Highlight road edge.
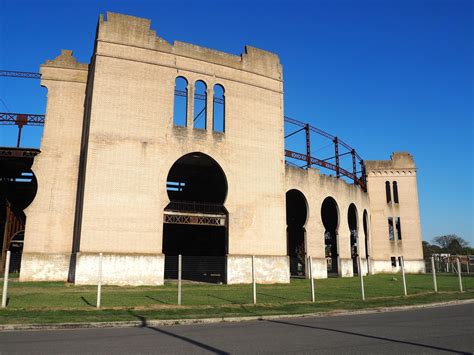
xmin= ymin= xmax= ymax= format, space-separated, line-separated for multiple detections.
xmin=1 ymin=298 xmax=473 ymax=331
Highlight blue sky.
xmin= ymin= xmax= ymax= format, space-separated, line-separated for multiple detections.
xmin=0 ymin=0 xmax=472 ymax=245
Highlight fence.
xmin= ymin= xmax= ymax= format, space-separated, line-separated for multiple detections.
xmin=425 ymin=255 xmax=472 ymax=275
xmin=1 ymin=253 xmax=471 ymax=309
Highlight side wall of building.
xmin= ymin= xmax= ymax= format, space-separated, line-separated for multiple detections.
xmin=365 ymin=152 xmax=425 ymax=274
xmin=284 ymin=166 xmax=371 ymax=278
xmin=20 ymin=51 xmax=88 ymax=281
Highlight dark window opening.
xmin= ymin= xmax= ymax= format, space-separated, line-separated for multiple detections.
xmin=348 ymin=203 xmax=358 ymax=275
xmin=391 ymin=257 xmax=397 ymax=267
xmin=194 ymin=80 xmax=207 ymax=130
xmin=322 ymin=197 xmax=339 ymax=275
xmin=393 ymin=181 xmax=399 ymax=204
xmin=388 ymin=217 xmax=394 ymax=241
xmin=213 ymin=84 xmax=225 ymax=132
xmin=385 ymin=181 xmax=391 ymax=203
xmin=173 ymin=76 xmax=188 ymax=127
xmin=286 ymin=189 xmax=307 ymax=277
xmin=396 ymin=217 xmax=402 ymax=240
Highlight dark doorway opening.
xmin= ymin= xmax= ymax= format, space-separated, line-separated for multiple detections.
xmin=363 ymin=209 xmax=369 ymax=274
xmin=286 ymin=189 xmax=307 ymax=277
xmin=348 ymin=203 xmax=358 ymax=275
xmin=163 ymin=152 xmax=228 ymax=283
xmin=321 ymin=197 xmax=339 ymax=275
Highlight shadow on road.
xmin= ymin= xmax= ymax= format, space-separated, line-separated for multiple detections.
xmin=267 ymin=319 xmax=471 ymax=354
xmin=128 ymin=311 xmax=229 ymax=354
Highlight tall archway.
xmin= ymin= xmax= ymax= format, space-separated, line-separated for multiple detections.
xmin=163 ymin=152 xmax=228 ymax=283
xmin=286 ymin=189 xmax=308 ymax=277
xmin=348 ymin=203 xmax=358 ymax=275
xmin=363 ymin=209 xmax=369 ymax=273
xmin=321 ymin=197 xmax=339 ymax=275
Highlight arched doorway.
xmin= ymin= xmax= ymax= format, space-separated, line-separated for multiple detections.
xmin=363 ymin=209 xmax=369 ymax=273
xmin=348 ymin=203 xmax=358 ymax=275
xmin=321 ymin=197 xmax=339 ymax=275
xmin=286 ymin=189 xmax=308 ymax=277
xmin=162 ymin=152 xmax=228 ymax=283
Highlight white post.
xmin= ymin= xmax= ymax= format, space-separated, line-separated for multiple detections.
xmin=358 ymin=255 xmax=365 ymax=301
xmin=178 ymin=254 xmax=182 ymax=305
xmin=2 ymin=251 xmax=11 ymax=308
xmin=252 ymin=256 xmax=256 ymax=304
xmin=97 ymin=252 xmax=103 ymax=309
xmin=467 ymin=259 xmax=470 ymax=275
xmin=456 ymin=258 xmax=463 ymax=292
xmin=308 ymin=256 xmax=315 ymax=302
xmin=400 ymin=256 xmax=407 ymax=296
xmin=431 ymin=256 xmax=437 ymax=293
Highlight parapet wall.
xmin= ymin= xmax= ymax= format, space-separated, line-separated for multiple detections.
xmin=97 ymin=12 xmax=282 ymax=80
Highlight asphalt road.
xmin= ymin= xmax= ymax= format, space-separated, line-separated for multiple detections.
xmin=0 ymin=304 xmax=473 ymax=354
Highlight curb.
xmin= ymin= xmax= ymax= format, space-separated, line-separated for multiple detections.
xmin=1 ymin=299 xmax=473 ymax=332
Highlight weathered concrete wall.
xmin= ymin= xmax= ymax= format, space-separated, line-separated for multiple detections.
xmin=372 ymin=259 xmax=425 ymax=274
xmin=74 ymin=253 xmax=164 ymax=285
xmin=20 ymin=50 xmax=88 ymax=282
xmin=20 ymin=253 xmax=71 ymax=281
xmin=227 ymin=255 xmax=289 ymax=284
xmin=284 ymin=166 xmax=371 ymax=278
xmin=366 ymin=152 xmax=425 ymax=274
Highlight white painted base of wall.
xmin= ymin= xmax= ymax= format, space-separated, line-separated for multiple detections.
xmin=340 ymin=258 xmax=354 ymax=277
xmin=309 ymin=258 xmax=328 ymax=279
xmin=74 ymin=253 xmax=165 ymax=286
xmin=19 ymin=253 xmax=71 ymax=282
xmin=227 ymin=255 xmax=290 ymax=284
xmin=372 ymin=259 xmax=426 ymax=274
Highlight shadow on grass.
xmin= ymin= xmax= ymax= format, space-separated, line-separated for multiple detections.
xmin=128 ymin=310 xmax=229 ymax=354
xmin=145 ymin=295 xmax=169 ymax=305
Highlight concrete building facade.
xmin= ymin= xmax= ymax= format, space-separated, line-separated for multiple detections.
xmin=19 ymin=13 xmax=425 ymax=285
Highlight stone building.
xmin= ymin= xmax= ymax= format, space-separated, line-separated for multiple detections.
xmin=17 ymin=12 xmax=424 ymax=285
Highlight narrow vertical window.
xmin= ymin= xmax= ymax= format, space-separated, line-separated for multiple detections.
xmin=388 ymin=217 xmax=394 ymax=240
xmin=396 ymin=217 xmax=402 ymax=240
xmin=393 ymin=181 xmax=399 ymax=204
xmin=385 ymin=181 xmax=391 ymax=203
xmin=213 ymin=84 xmax=225 ymax=132
xmin=173 ymin=77 xmax=188 ymax=127
xmin=194 ymin=80 xmax=207 ymax=130
xmin=391 ymin=257 xmax=397 ymax=267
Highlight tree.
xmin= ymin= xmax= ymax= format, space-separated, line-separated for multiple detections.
xmin=432 ymin=234 xmax=469 ymax=254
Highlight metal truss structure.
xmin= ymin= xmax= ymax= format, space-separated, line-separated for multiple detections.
xmin=164 ymin=213 xmax=226 ymax=226
xmin=0 ymin=70 xmax=40 ymax=79
xmin=284 ymin=116 xmax=366 ymax=190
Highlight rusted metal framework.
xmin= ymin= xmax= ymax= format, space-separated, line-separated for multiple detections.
xmin=0 ymin=112 xmax=45 ymax=147
xmin=0 ymin=70 xmax=40 ymax=79
xmin=284 ymin=116 xmax=366 ymax=190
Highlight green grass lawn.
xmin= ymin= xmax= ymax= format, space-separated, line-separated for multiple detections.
xmin=0 ymin=274 xmax=472 ymax=325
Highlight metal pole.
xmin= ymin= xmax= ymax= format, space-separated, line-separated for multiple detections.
xmin=351 ymin=149 xmax=357 ymax=184
xmin=431 ymin=256 xmax=437 ymax=293
xmin=457 ymin=258 xmax=463 ymax=292
xmin=305 ymin=124 xmax=311 ymax=169
xmin=358 ymin=255 xmax=365 ymax=301
xmin=252 ymin=256 xmax=256 ymax=304
xmin=401 ymin=256 xmax=407 ymax=296
xmin=97 ymin=253 xmax=102 ymax=309
xmin=308 ymin=256 xmax=315 ymax=302
xmin=178 ymin=254 xmax=182 ymax=305
xmin=2 ymin=251 xmax=11 ymax=308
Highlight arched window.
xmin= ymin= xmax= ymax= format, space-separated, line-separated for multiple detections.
xmin=213 ymin=84 xmax=225 ymax=132
xmin=173 ymin=77 xmax=188 ymax=127
xmin=385 ymin=181 xmax=391 ymax=203
xmin=193 ymin=80 xmax=207 ymax=130
xmin=393 ymin=181 xmax=399 ymax=204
